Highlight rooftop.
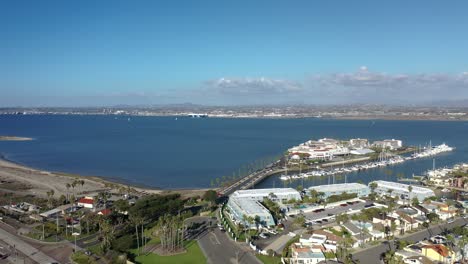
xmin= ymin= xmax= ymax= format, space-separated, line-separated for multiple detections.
xmin=229 ymin=197 xmax=271 ymax=216
xmin=309 ymin=183 xmax=369 ymax=192
xmin=372 ymin=181 xmax=435 ymax=194
xmin=231 ymin=188 xmax=301 ymax=198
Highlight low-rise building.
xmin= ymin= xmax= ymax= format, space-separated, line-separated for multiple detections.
xmin=226 ymin=197 xmax=275 ymax=229
xmin=289 ymin=244 xmax=326 ymax=264
xmin=421 ymin=244 xmax=455 ymax=263
xmin=230 ymin=188 xmax=301 ymax=202
xmin=370 ymin=181 xmax=435 ymax=201
xmin=77 ymin=197 xmax=95 ymax=209
xmin=308 ymin=183 xmax=370 ymax=199
xmin=349 ymin=138 xmax=369 ymax=149
xmin=372 ymin=139 xmax=403 ymax=150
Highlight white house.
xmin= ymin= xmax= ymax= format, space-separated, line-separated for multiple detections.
xmin=77 ymin=197 xmax=94 ymax=209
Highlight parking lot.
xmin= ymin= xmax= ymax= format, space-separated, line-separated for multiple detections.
xmin=297 ymin=200 xmax=380 ymax=225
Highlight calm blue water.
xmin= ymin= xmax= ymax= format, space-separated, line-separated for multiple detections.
xmin=0 ymin=115 xmax=467 ymax=189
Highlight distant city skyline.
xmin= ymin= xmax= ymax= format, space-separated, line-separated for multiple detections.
xmin=1 ymin=1 xmax=468 ymax=106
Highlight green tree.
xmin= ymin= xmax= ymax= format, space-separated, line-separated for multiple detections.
xmin=100 ymin=220 xmax=115 ymax=253
xmin=203 ymin=190 xmax=218 ymax=206
xmin=293 ymin=215 xmax=305 ymax=227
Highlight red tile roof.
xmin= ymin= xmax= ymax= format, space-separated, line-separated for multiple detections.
xmin=78 ymin=198 xmax=94 ymax=204
xmin=98 ymin=208 xmax=112 ymax=216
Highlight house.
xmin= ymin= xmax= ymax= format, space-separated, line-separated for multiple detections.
xmin=97 ymin=208 xmax=112 ymax=216
xmin=394 ymin=211 xmax=421 ymax=232
xmin=312 ymin=230 xmax=343 ymax=251
xmin=421 ymin=244 xmax=455 ymax=263
xmin=300 ymin=233 xmax=327 ymax=246
xmin=290 ymin=244 xmax=326 ymax=264
xmin=300 ymin=230 xmax=344 ymax=251
xmin=77 ymin=197 xmax=95 ymax=209
xmin=342 ymin=221 xmax=373 ymax=246
xmin=403 ymin=255 xmax=434 ymax=264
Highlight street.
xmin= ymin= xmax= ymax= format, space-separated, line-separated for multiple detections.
xmin=0 ymin=225 xmax=59 ymax=264
xmin=188 ymin=216 xmax=262 ymax=264
xmin=353 ymin=217 xmax=468 ymax=264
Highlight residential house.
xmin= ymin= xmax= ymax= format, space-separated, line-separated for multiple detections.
xmin=97 ymin=208 xmax=112 ymax=216
xmin=421 ymin=244 xmax=455 ymax=263
xmin=312 ymin=230 xmax=343 ymax=251
xmin=77 ymin=197 xmax=95 ymax=209
xmin=394 ymin=211 xmax=422 ymax=232
xmin=289 ymin=244 xmax=326 ymax=264
xmin=342 ymin=221 xmax=372 ymax=246
xmin=403 ymin=255 xmax=435 ymax=264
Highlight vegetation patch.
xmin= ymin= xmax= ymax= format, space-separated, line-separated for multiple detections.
xmin=132 ymin=240 xmax=206 ymax=264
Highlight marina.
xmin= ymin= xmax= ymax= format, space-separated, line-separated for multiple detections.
xmin=279 ymin=143 xmax=454 ymax=181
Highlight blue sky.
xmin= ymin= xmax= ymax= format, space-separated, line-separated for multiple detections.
xmin=1 ymin=1 xmax=468 ymax=106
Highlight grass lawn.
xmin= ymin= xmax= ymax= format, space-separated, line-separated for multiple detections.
xmin=256 ymin=254 xmax=282 ymax=264
xmin=71 ymin=251 xmax=97 ymax=264
xmin=132 ymin=240 xmax=206 ymax=264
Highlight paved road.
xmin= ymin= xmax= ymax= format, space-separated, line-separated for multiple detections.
xmin=0 ymin=226 xmax=59 ymax=264
xmin=353 ymin=217 xmax=468 ymax=264
xmin=198 ymin=228 xmax=262 ymax=264
xmin=190 ymin=216 xmax=261 ymax=264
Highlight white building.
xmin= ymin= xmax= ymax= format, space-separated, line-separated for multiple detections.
xmin=230 ymin=188 xmax=301 ymax=202
xmin=226 ymin=197 xmax=275 ymax=229
xmin=370 ymin=181 xmax=435 ymax=202
xmin=308 ymin=183 xmax=370 ymax=198
xmin=349 ymin=138 xmax=369 ymax=148
xmin=288 ymin=138 xmax=350 ymax=161
xmin=372 ymin=139 xmax=403 ymax=150
xmin=77 ymin=197 xmax=95 ymax=209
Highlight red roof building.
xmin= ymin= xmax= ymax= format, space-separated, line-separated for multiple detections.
xmin=98 ymin=208 xmax=112 ymax=216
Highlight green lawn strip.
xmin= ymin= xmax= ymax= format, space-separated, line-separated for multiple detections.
xmin=71 ymin=251 xmax=98 ymax=264
xmin=86 ymin=244 xmax=103 ymax=255
xmin=130 ymin=240 xmax=206 ymax=264
xmin=256 ymin=254 xmax=282 ymax=264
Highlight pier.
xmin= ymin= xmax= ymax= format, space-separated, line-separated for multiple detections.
xmin=219 ymin=167 xmax=284 ymax=196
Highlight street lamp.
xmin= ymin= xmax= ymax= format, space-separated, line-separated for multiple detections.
xmin=72 ymin=232 xmax=80 ymax=252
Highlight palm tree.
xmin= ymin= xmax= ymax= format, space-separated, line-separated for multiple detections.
xmin=46 ymin=189 xmax=55 ymax=208
xmin=66 ymin=183 xmax=71 ymax=202
xmin=369 ymin=182 xmax=378 ymax=194
xmin=100 ymin=220 xmax=115 ymax=253
xmin=80 ymin=180 xmax=85 ymax=194
xmin=71 ymin=181 xmax=76 ymax=198
xmin=130 ymin=215 xmax=142 ymax=255
xmin=407 ymin=185 xmax=413 ymax=206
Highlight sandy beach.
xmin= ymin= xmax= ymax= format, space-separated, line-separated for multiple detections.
xmin=0 ymin=158 xmax=212 ymax=199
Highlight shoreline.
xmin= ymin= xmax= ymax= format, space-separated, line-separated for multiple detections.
xmin=0 ymin=156 xmax=213 ymax=199
xmin=1 ymin=113 xmax=468 ymax=121
xmin=0 ymin=136 xmax=34 ymax=141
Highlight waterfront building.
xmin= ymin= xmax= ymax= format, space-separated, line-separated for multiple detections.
xmin=226 ymin=197 xmax=275 ymax=229
xmin=308 ymin=183 xmax=370 ymax=198
xmin=230 ymin=188 xmax=301 ymax=202
xmin=349 ymin=138 xmax=369 ymax=148
xmin=288 ymin=138 xmax=350 ymax=161
xmin=372 ymin=139 xmax=403 ymax=150
xmin=349 ymin=148 xmax=375 ymax=155
xmin=370 ymin=180 xmax=435 ymax=201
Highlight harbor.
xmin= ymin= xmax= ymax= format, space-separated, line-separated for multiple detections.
xmin=280 ymin=143 xmax=454 ymax=181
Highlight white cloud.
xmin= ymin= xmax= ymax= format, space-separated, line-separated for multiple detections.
xmin=198 ymin=68 xmax=468 ymax=105
xmin=205 ymin=77 xmax=302 ymax=96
